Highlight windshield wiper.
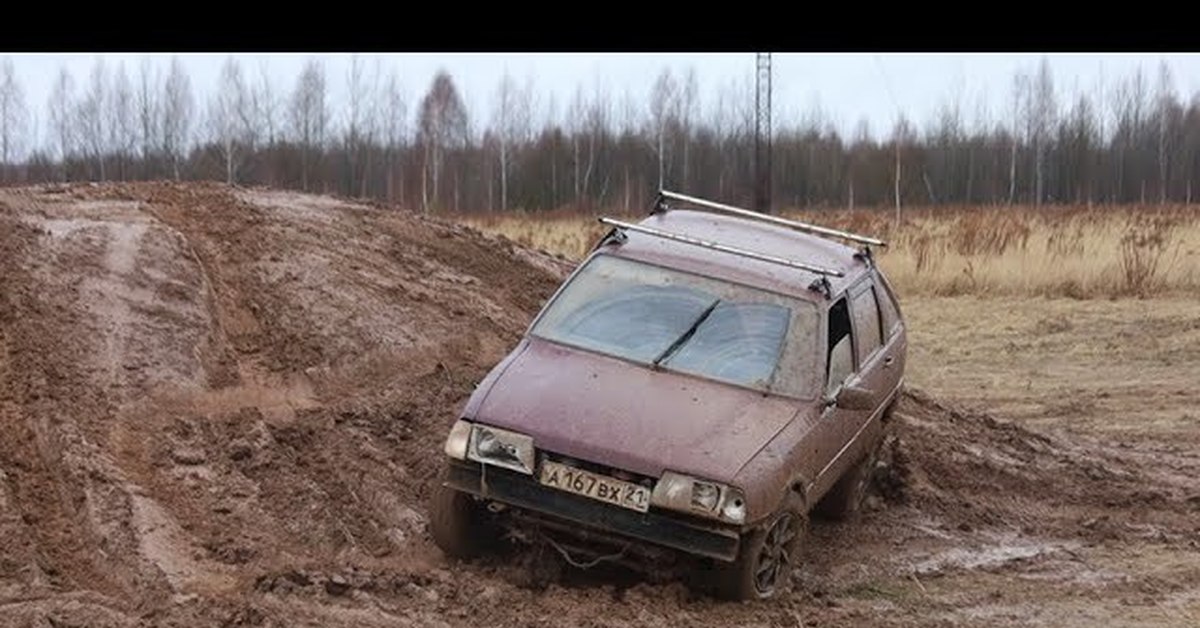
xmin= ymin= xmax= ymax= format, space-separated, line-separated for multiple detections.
xmin=652 ymin=299 xmax=720 ymax=367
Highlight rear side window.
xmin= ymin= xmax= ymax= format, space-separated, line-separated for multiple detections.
xmin=851 ymin=287 xmax=883 ymax=365
xmin=875 ymin=271 xmax=902 ymax=336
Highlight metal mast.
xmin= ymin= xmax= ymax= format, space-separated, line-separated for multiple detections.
xmin=755 ymin=53 xmax=773 ymax=214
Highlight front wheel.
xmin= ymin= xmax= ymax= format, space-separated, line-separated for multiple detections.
xmin=711 ymin=501 xmax=807 ymax=600
xmin=429 ymin=479 xmax=490 ymax=559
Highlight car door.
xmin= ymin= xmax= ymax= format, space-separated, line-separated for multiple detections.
xmin=843 ymin=275 xmax=902 ymax=456
xmin=807 ymin=293 xmax=863 ymax=499
xmin=873 ymin=268 xmax=907 ymax=403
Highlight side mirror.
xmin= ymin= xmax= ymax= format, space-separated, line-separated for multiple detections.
xmin=834 ymin=384 xmax=875 ymax=411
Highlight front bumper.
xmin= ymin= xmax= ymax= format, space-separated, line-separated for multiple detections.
xmin=444 ymin=460 xmax=741 ymax=562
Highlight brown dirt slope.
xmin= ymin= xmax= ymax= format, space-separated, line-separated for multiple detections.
xmin=1 ymin=182 xmax=1196 ymax=627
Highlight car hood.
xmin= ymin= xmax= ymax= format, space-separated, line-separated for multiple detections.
xmin=465 ymin=337 xmax=801 ymax=483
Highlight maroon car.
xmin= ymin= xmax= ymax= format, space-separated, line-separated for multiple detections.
xmin=432 ymin=191 xmax=906 ymax=600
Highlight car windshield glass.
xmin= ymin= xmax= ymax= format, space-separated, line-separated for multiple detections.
xmin=530 ymin=254 xmax=820 ymax=397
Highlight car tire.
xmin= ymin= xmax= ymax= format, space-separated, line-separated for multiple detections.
xmin=814 ymin=433 xmax=883 ymax=521
xmin=711 ymin=497 xmax=807 ymax=601
xmin=429 ymin=477 xmax=489 ymax=559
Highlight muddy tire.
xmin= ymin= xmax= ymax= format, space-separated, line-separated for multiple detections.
xmin=815 ymin=435 xmax=883 ymax=521
xmin=711 ymin=499 xmax=807 ymax=601
xmin=429 ymin=480 xmax=489 ymax=559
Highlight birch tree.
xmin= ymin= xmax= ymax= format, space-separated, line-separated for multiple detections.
xmin=108 ymin=62 xmax=135 ymax=180
xmin=48 ymin=68 xmax=76 ymax=177
xmin=161 ymin=57 xmax=194 ymax=181
xmin=492 ymin=72 xmax=531 ymax=211
xmin=78 ymin=58 xmax=108 ymax=180
xmin=0 ymin=57 xmax=28 ymax=169
xmin=289 ymin=59 xmax=328 ymax=191
xmin=1156 ymin=61 xmax=1173 ymax=202
xmin=255 ymin=60 xmax=279 ymax=147
xmin=679 ymin=68 xmax=699 ymax=190
xmin=649 ymin=69 xmax=678 ymax=190
xmin=1030 ymin=58 xmax=1056 ymax=205
xmin=416 ymin=71 xmax=468 ymax=213
xmin=380 ymin=70 xmax=406 ymax=203
xmin=1008 ymin=72 xmax=1026 ymax=204
xmin=137 ymin=58 xmax=159 ymax=175
xmin=207 ymin=56 xmax=251 ymax=184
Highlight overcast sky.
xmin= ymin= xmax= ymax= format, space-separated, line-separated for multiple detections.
xmin=6 ymin=53 xmax=1200 ymax=143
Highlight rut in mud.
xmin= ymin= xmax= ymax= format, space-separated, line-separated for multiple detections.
xmin=1 ymin=182 xmax=1197 ymax=627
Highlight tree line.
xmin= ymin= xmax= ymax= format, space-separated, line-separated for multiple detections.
xmin=1 ymin=56 xmax=1199 ymax=212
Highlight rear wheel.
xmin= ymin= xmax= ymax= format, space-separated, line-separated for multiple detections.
xmin=712 ymin=499 xmax=807 ymax=600
xmin=429 ymin=478 xmax=490 ymax=559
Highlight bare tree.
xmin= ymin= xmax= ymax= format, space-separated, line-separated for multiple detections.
xmin=1156 ymin=60 xmax=1173 ymax=203
xmin=582 ymin=81 xmax=610 ymax=203
xmin=161 ymin=57 xmax=194 ymax=181
xmin=380 ymin=70 xmax=406 ymax=203
xmin=254 ymin=60 xmax=279 ymax=147
xmin=416 ymin=70 xmax=468 ymax=213
xmin=289 ymin=59 xmax=328 ymax=191
xmin=891 ymin=115 xmax=914 ymax=224
xmin=709 ymin=78 xmax=741 ymax=199
xmin=491 ymin=72 xmax=532 ymax=212
xmin=343 ymin=55 xmax=381 ymax=196
xmin=1030 ymin=58 xmax=1056 ymax=205
xmin=358 ymin=59 xmax=383 ymax=198
xmin=0 ymin=57 xmax=29 ymax=171
xmin=678 ymin=68 xmax=699 ymax=190
xmin=567 ymin=85 xmax=585 ymax=205
xmin=649 ymin=69 xmax=678 ymax=190
xmin=207 ymin=56 xmax=251 ymax=184
xmin=1110 ymin=67 xmax=1148 ymax=202
xmin=136 ymin=58 xmax=160 ymax=176
xmin=344 ymin=55 xmax=366 ymax=194
xmin=77 ymin=57 xmax=108 ymax=180
xmin=108 ymin=62 xmax=136 ymax=180
xmin=48 ymin=67 xmax=76 ymax=178
xmin=1008 ymin=71 xmax=1027 ymax=204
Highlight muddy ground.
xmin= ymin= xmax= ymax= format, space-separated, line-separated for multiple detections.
xmin=1 ymin=182 xmax=1197 ymax=627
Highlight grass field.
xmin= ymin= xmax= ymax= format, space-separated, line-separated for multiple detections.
xmin=462 ymin=204 xmax=1200 ymax=298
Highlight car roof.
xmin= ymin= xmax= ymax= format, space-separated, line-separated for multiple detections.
xmin=596 ymin=209 xmax=870 ymax=303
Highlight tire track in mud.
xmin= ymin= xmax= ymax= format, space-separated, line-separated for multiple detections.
xmin=0 ymin=190 xmax=238 ymax=611
xmin=0 ymin=197 xmax=143 ymax=605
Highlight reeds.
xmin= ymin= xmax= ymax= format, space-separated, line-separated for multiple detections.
xmin=459 ymin=205 xmax=1200 ymax=298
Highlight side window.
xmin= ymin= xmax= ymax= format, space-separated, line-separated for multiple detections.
xmin=851 ymin=287 xmax=883 ymax=365
xmin=825 ymin=298 xmax=854 ymax=395
xmin=875 ymin=271 xmax=902 ymax=336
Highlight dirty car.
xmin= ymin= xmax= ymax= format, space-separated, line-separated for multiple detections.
xmin=431 ymin=190 xmax=907 ymax=600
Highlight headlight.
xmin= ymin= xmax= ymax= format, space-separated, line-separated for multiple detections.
xmin=444 ymin=420 xmax=473 ymax=460
xmin=650 ymin=471 xmax=746 ymax=524
xmin=466 ymin=424 xmax=535 ymax=475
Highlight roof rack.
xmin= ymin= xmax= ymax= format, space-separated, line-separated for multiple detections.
xmin=597 ymin=217 xmax=844 ymax=278
xmin=654 ymin=190 xmax=887 ymax=248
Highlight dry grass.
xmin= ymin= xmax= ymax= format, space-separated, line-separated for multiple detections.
xmin=460 ymin=204 xmax=1200 ymax=298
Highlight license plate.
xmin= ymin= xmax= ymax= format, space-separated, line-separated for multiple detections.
xmin=539 ymin=460 xmax=651 ymax=513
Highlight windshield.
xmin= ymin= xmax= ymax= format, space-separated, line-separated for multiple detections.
xmin=530 ymin=254 xmax=820 ymax=397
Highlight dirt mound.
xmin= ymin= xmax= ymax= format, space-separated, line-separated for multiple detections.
xmin=1 ymin=183 xmax=1196 ymax=627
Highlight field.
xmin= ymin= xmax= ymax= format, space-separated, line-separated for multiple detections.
xmin=1 ymin=184 xmax=1198 ymax=627
xmin=462 ymin=203 xmax=1200 ymax=298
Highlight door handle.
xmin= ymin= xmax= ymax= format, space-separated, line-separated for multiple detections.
xmin=884 ymin=355 xmax=895 ymax=368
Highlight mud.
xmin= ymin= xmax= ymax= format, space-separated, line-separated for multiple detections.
xmin=1 ymin=182 xmax=1197 ymax=627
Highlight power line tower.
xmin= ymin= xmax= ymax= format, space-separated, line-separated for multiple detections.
xmin=755 ymin=53 xmax=773 ymax=214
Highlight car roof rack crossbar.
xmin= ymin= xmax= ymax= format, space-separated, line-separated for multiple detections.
xmin=655 ymin=190 xmax=888 ymax=248
xmin=598 ymin=217 xmax=844 ymax=278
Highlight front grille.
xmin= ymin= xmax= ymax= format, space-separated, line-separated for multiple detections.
xmin=444 ymin=460 xmax=740 ymax=562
